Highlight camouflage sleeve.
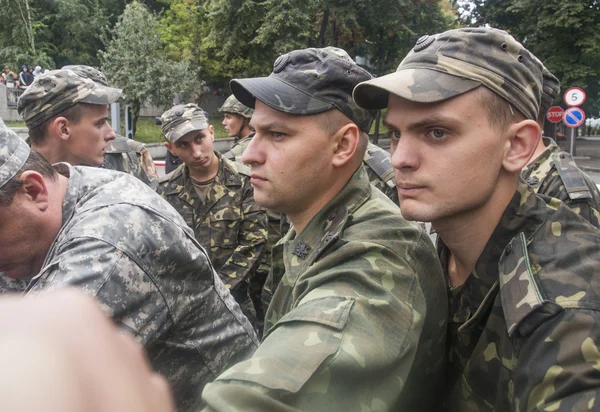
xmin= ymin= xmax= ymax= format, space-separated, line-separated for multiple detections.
xmin=139 ymin=147 xmax=159 ymax=188
xmin=27 ymin=238 xmax=172 ymax=344
xmin=515 ymin=308 xmax=600 ymax=411
xmin=216 ymin=185 xmax=268 ymax=291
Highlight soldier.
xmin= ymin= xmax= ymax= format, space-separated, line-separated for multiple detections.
xmin=156 ymin=103 xmax=268 ymax=326
xmin=17 ymin=69 xmax=120 ymax=167
xmin=201 ymin=47 xmax=447 ymax=411
xmin=219 ymin=94 xmax=254 ymax=162
xmin=521 ymin=67 xmax=600 ymax=228
xmin=363 ymin=141 xmax=399 ymax=204
xmin=354 ymin=27 xmax=600 ymax=410
xmin=0 ymin=125 xmax=258 ymax=411
xmin=62 ymin=64 xmax=160 ymax=188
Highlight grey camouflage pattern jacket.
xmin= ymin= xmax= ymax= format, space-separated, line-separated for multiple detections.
xmin=202 ymin=165 xmax=448 ymax=411
xmin=223 ymin=134 xmax=253 ymax=163
xmin=156 ymin=153 xmax=268 ymax=324
xmin=21 ymin=165 xmax=258 ymax=412
xmin=444 ymin=181 xmax=600 ymax=411
xmin=522 ymin=136 xmax=600 ymax=228
xmin=363 ymin=142 xmax=398 ymax=205
xmin=103 ymin=135 xmax=159 ymax=189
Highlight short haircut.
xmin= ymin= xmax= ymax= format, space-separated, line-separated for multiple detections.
xmin=28 ymin=103 xmax=90 ymax=145
xmin=476 ymin=87 xmax=524 ymax=131
xmin=315 ymin=109 xmax=369 ymax=158
xmin=0 ymin=149 xmax=57 ymax=206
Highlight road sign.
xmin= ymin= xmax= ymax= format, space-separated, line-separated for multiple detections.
xmin=546 ymin=106 xmax=564 ymax=123
xmin=564 ymin=87 xmax=586 ymax=107
xmin=562 ymin=107 xmax=586 ymax=128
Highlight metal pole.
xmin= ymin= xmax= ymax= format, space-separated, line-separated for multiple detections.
xmin=570 ymin=127 xmax=576 ymax=156
xmin=110 ymin=103 xmax=120 ymax=134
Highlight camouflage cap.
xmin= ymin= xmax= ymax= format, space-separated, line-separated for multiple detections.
xmin=353 ymin=27 xmax=544 ymax=121
xmin=62 ymin=65 xmax=108 ymax=86
xmin=0 ymin=123 xmax=30 ymax=190
xmin=218 ymin=95 xmax=254 ymax=119
xmin=230 ymin=46 xmax=375 ymax=132
xmin=161 ymin=103 xmax=209 ymax=143
xmin=540 ymin=67 xmax=560 ymax=114
xmin=17 ymin=69 xmax=121 ymax=129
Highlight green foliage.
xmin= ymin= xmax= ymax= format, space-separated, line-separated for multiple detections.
xmin=466 ymin=0 xmax=600 ymax=116
xmin=99 ymin=1 xmax=200 ymax=135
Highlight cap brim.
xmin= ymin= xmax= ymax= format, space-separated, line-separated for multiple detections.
xmin=80 ymin=84 xmax=122 ymax=105
xmin=168 ymin=119 xmax=209 ymax=143
xmin=230 ymin=76 xmax=332 ymax=115
xmin=353 ymin=68 xmax=481 ymax=110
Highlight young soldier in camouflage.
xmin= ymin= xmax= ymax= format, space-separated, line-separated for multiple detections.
xmin=61 ymin=65 xmax=160 ymax=189
xmin=201 ymin=47 xmax=447 ymax=411
xmin=17 ymin=69 xmax=120 ymax=167
xmin=521 ymin=67 xmax=600 ymax=228
xmin=0 ymin=126 xmax=258 ymax=412
xmin=156 ymin=104 xmax=268 ymax=326
xmin=219 ymin=94 xmax=254 ymax=163
xmin=354 ymin=27 xmax=600 ymax=410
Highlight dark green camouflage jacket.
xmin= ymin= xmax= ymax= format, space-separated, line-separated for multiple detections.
xmin=363 ymin=142 xmax=398 ymax=205
xmin=444 ymin=181 xmax=600 ymax=411
xmin=522 ymin=137 xmax=600 ymax=229
xmin=156 ymin=153 xmax=268 ymax=323
xmin=103 ymin=135 xmax=159 ymax=189
xmin=202 ymin=165 xmax=448 ymax=411
xmin=15 ymin=164 xmax=258 ymax=412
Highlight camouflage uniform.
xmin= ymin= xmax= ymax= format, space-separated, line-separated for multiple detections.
xmin=354 ymin=27 xmax=600 ymax=411
xmin=61 ymin=65 xmax=160 ymax=187
xmin=522 ymin=136 xmax=600 ymax=228
xmin=442 ymin=181 xmax=600 ymax=410
xmin=222 ymin=134 xmax=253 ymax=163
xmin=203 ymin=47 xmax=448 ymax=411
xmin=157 ymin=104 xmax=268 ymax=326
xmin=203 ymin=166 xmax=447 ymax=411
xmin=0 ymin=128 xmax=259 ymax=412
xmin=219 ymin=95 xmax=254 ymax=163
xmin=363 ymin=141 xmax=398 ymax=204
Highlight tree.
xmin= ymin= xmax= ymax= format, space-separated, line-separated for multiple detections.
xmin=99 ymin=1 xmax=199 ymax=134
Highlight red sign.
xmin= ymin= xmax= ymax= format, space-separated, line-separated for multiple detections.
xmin=546 ymin=106 xmax=564 ymax=123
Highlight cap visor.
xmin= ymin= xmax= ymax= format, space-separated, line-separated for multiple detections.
xmin=169 ymin=119 xmax=209 ymax=143
xmin=80 ymin=84 xmax=122 ymax=105
xmin=354 ymin=68 xmax=481 ymax=110
xmin=231 ymin=76 xmax=332 ymax=115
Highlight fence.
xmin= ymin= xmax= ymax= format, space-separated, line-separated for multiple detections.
xmin=5 ymin=87 xmax=24 ymax=107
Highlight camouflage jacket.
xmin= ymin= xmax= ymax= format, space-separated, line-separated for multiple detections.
xmin=222 ymin=133 xmax=253 ymax=163
xmin=202 ymin=165 xmax=448 ymax=411
xmin=444 ymin=181 xmax=600 ymax=411
xmin=17 ymin=165 xmax=258 ymax=412
xmin=156 ymin=153 xmax=268 ymax=320
xmin=103 ymin=135 xmax=159 ymax=189
xmin=521 ymin=137 xmax=600 ymax=228
xmin=363 ymin=142 xmax=399 ymax=205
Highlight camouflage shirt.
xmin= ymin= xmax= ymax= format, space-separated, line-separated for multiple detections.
xmin=363 ymin=142 xmax=399 ymax=205
xmin=521 ymin=136 xmax=600 ymax=229
xmin=156 ymin=153 xmax=268 ymax=324
xmin=103 ymin=135 xmax=159 ymax=189
xmin=223 ymin=133 xmax=254 ymax=163
xmin=19 ymin=164 xmax=259 ymax=412
xmin=202 ymin=165 xmax=448 ymax=411
xmin=444 ymin=181 xmax=600 ymax=411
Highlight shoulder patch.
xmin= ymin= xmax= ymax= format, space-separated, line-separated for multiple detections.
xmin=552 ymin=152 xmax=592 ymax=200
xmin=363 ymin=146 xmax=395 ymax=188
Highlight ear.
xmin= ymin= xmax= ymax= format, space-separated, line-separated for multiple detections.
xmin=18 ymin=171 xmax=50 ymax=212
xmin=502 ymin=119 xmax=541 ymax=173
xmin=209 ymin=125 xmax=215 ymax=141
xmin=164 ymin=142 xmax=176 ymax=155
xmin=48 ymin=117 xmax=70 ymax=141
xmin=331 ymin=123 xmax=360 ymax=168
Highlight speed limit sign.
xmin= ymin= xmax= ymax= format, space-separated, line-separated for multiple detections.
xmin=564 ymin=87 xmax=586 ymax=107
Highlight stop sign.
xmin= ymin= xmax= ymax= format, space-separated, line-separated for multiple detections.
xmin=547 ymin=106 xmax=564 ymax=123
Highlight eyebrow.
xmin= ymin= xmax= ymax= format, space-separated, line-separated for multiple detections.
xmin=249 ymin=120 xmax=293 ymax=133
xmin=384 ymin=114 xmax=459 ymax=132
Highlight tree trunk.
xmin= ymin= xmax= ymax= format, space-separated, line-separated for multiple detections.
xmin=317 ymin=9 xmax=330 ymax=47
xmin=23 ymin=0 xmax=35 ymax=52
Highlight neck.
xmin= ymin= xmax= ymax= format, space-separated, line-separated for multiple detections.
xmin=32 ymin=141 xmax=74 ymax=166
xmin=187 ymin=152 xmax=219 ymax=182
xmin=435 ymin=175 xmax=518 ymax=287
xmin=239 ymin=126 xmax=252 ymax=139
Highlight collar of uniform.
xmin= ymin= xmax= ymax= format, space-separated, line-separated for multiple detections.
xmin=234 ymin=132 xmax=254 ymax=145
xmin=282 ymin=165 xmax=371 ymax=275
xmin=60 ymin=163 xmax=81 ymax=227
xmin=521 ymin=136 xmax=560 ymax=188
xmin=445 ymin=181 xmax=546 ymax=326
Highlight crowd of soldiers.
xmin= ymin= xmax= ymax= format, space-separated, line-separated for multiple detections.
xmin=1 ymin=25 xmax=600 ymax=412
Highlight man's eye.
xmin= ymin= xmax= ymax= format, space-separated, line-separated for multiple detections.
xmin=387 ymin=130 xmax=400 ymax=140
xmin=428 ymin=129 xmax=447 ymax=140
xmin=272 ymin=132 xmax=286 ymax=139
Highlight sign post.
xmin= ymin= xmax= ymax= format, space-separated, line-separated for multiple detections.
xmin=562 ymin=87 xmax=587 ymax=156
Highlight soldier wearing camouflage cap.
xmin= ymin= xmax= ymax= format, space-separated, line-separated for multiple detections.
xmin=0 ymin=123 xmax=258 ymax=412
xmin=219 ymin=95 xmax=254 ymax=163
xmin=62 ymin=64 xmax=159 ymax=188
xmin=201 ymin=47 xmax=447 ymax=411
xmin=521 ymin=67 xmax=600 ymax=228
xmin=156 ymin=103 xmax=268 ymax=327
xmin=17 ymin=69 xmax=121 ymax=167
xmin=354 ymin=26 xmax=600 ymax=410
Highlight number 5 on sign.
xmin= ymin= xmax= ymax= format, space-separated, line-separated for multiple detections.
xmin=563 ymin=87 xmax=586 ymax=107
